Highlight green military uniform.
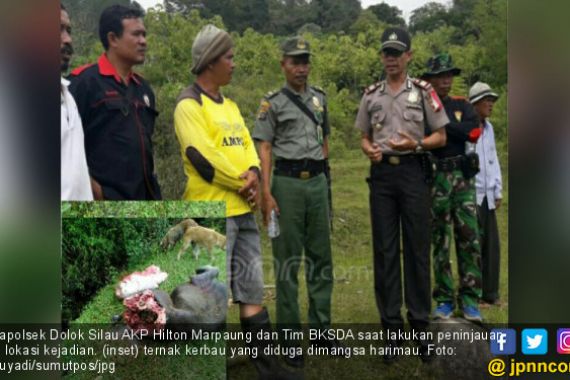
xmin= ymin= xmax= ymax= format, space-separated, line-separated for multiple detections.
xmin=422 ymin=54 xmax=483 ymax=318
xmin=252 ymin=37 xmax=333 ymax=339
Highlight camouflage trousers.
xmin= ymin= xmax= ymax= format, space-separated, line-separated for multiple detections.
xmin=432 ymin=170 xmax=482 ymax=308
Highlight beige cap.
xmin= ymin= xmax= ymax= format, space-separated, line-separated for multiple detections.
xmin=191 ymin=24 xmax=233 ymax=75
xmin=469 ymin=82 xmax=499 ymax=104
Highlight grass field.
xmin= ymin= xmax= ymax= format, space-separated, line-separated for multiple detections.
xmin=227 ymin=152 xmax=508 ymax=379
xmin=71 ymin=153 xmax=508 ymax=379
xmin=69 ymin=226 xmax=227 ymax=380
xmin=229 ymin=152 xmax=508 ymax=324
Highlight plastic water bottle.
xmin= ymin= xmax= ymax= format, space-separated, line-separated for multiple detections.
xmin=268 ymin=209 xmax=280 ymax=238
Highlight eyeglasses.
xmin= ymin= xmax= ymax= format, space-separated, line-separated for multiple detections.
xmin=382 ymin=48 xmax=404 ymax=58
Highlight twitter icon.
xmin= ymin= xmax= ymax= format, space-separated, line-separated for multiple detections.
xmin=522 ymin=329 xmax=548 ymax=355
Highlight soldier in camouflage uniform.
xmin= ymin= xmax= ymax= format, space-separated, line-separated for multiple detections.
xmin=421 ymin=53 xmax=483 ymax=322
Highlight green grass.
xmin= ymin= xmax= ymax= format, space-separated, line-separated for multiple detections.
xmin=62 ymin=201 xmax=225 ymax=219
xmin=69 ymin=229 xmax=227 ymax=380
xmin=227 ymin=152 xmax=508 ymax=379
xmin=68 ymin=154 xmax=508 ymax=379
xmin=229 ymin=153 xmax=508 ymax=325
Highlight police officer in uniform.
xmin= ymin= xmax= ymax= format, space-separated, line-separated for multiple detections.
xmin=354 ymin=27 xmax=448 ymax=362
xmin=253 ymin=37 xmax=334 ymax=368
xmin=421 ymin=53 xmax=483 ymax=322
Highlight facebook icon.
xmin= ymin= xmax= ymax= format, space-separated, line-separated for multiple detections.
xmin=491 ymin=329 xmax=517 ymax=355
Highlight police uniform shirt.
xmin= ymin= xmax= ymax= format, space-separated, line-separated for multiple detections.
xmin=354 ymin=76 xmax=449 ymax=155
xmin=252 ymin=83 xmax=328 ymax=160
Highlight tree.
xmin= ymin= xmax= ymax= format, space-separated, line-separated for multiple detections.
xmin=164 ymin=0 xmax=205 ymax=14
xmin=267 ymin=0 xmax=315 ymax=35
xmin=312 ymin=0 xmax=362 ymax=33
xmin=409 ymin=2 xmax=448 ymax=34
xmin=62 ymin=0 xmax=134 ymax=57
xmin=368 ymin=2 xmax=405 ymax=27
xmin=470 ymin=0 xmax=507 ymax=86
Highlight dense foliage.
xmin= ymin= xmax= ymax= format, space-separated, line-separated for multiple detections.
xmin=62 ymin=0 xmax=507 ymax=200
xmin=62 ymin=217 xmax=225 ymax=324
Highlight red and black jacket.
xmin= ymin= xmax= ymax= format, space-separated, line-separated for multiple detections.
xmin=69 ymin=53 xmax=161 ymax=200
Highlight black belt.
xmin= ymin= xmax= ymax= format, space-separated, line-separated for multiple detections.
xmin=435 ymin=156 xmax=463 ymax=171
xmin=378 ymin=154 xmax=420 ymax=166
xmin=274 ymin=159 xmax=325 ymax=179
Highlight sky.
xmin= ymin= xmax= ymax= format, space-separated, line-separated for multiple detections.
xmin=136 ymin=0 xmax=450 ymax=23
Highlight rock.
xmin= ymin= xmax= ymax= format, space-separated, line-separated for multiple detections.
xmin=429 ymin=318 xmax=494 ymax=380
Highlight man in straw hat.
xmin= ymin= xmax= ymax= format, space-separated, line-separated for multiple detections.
xmin=174 ymin=24 xmax=300 ymax=380
xmin=469 ymin=81 xmax=503 ymax=308
xmin=422 ymin=53 xmax=484 ymax=323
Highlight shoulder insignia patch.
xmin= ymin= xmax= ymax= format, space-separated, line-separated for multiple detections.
xmin=311 ymin=85 xmax=326 ymax=95
xmin=364 ymin=81 xmax=382 ymax=95
xmin=412 ymin=78 xmax=432 ymax=91
xmin=264 ymin=90 xmax=279 ymax=100
xmin=256 ymin=99 xmax=271 ymax=120
xmin=70 ymin=63 xmax=95 ymax=76
xmin=413 ymin=78 xmax=442 ymax=112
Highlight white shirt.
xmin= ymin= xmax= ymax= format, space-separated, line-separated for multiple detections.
xmin=61 ymin=77 xmax=93 ymax=201
xmin=475 ymin=119 xmax=502 ymax=209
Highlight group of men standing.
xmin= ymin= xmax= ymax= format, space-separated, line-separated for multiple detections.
xmin=61 ymin=3 xmax=503 ymax=377
xmin=356 ymin=27 xmax=503 ymax=363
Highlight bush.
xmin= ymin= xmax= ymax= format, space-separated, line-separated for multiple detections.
xmin=62 ymin=218 xmax=183 ymax=324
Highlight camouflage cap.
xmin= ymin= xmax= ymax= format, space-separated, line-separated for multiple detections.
xmin=380 ymin=27 xmax=411 ymax=52
xmin=281 ymin=36 xmax=311 ymax=56
xmin=421 ymin=53 xmax=461 ymax=78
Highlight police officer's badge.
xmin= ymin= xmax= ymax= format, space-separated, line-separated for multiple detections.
xmin=389 ymin=33 xmax=398 ymax=41
xmin=143 ymin=94 xmax=150 ymax=107
xmin=454 ymin=111 xmax=462 ymax=121
xmin=408 ymin=90 xmax=419 ymax=104
xmin=312 ymin=96 xmax=320 ymax=108
xmin=297 ymin=39 xmax=306 ymax=49
xmin=256 ymin=100 xmax=271 ymax=120
xmin=374 ymin=123 xmax=383 ymax=130
xmin=312 ymin=96 xmax=324 ymax=112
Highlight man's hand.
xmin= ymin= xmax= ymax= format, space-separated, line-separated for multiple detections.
xmin=361 ymin=138 xmax=382 ymax=163
xmin=238 ymin=170 xmax=259 ymax=206
xmin=261 ymin=194 xmax=279 ymax=227
xmin=388 ymin=131 xmax=417 ymax=151
xmin=495 ymin=198 xmax=502 ymax=209
xmin=90 ymin=177 xmax=104 ymax=200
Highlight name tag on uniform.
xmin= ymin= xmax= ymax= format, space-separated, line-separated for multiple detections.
xmin=369 ymin=105 xmax=383 ymax=113
xmin=406 ymin=103 xmax=422 ymax=110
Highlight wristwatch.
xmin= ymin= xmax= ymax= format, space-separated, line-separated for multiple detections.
xmin=415 ymin=139 xmax=424 ymax=153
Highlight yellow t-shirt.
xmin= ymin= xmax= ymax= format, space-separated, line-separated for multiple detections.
xmin=174 ymin=87 xmax=260 ymax=217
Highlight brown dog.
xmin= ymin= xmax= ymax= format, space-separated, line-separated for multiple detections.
xmin=177 ymin=226 xmax=226 ymax=260
xmin=160 ymin=219 xmax=199 ymax=250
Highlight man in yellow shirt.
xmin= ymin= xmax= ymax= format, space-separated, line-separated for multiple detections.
xmin=174 ymin=25 xmax=299 ymax=380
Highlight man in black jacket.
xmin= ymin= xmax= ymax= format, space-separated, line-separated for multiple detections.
xmin=422 ymin=53 xmax=483 ymax=322
xmin=69 ymin=5 xmax=161 ymax=200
